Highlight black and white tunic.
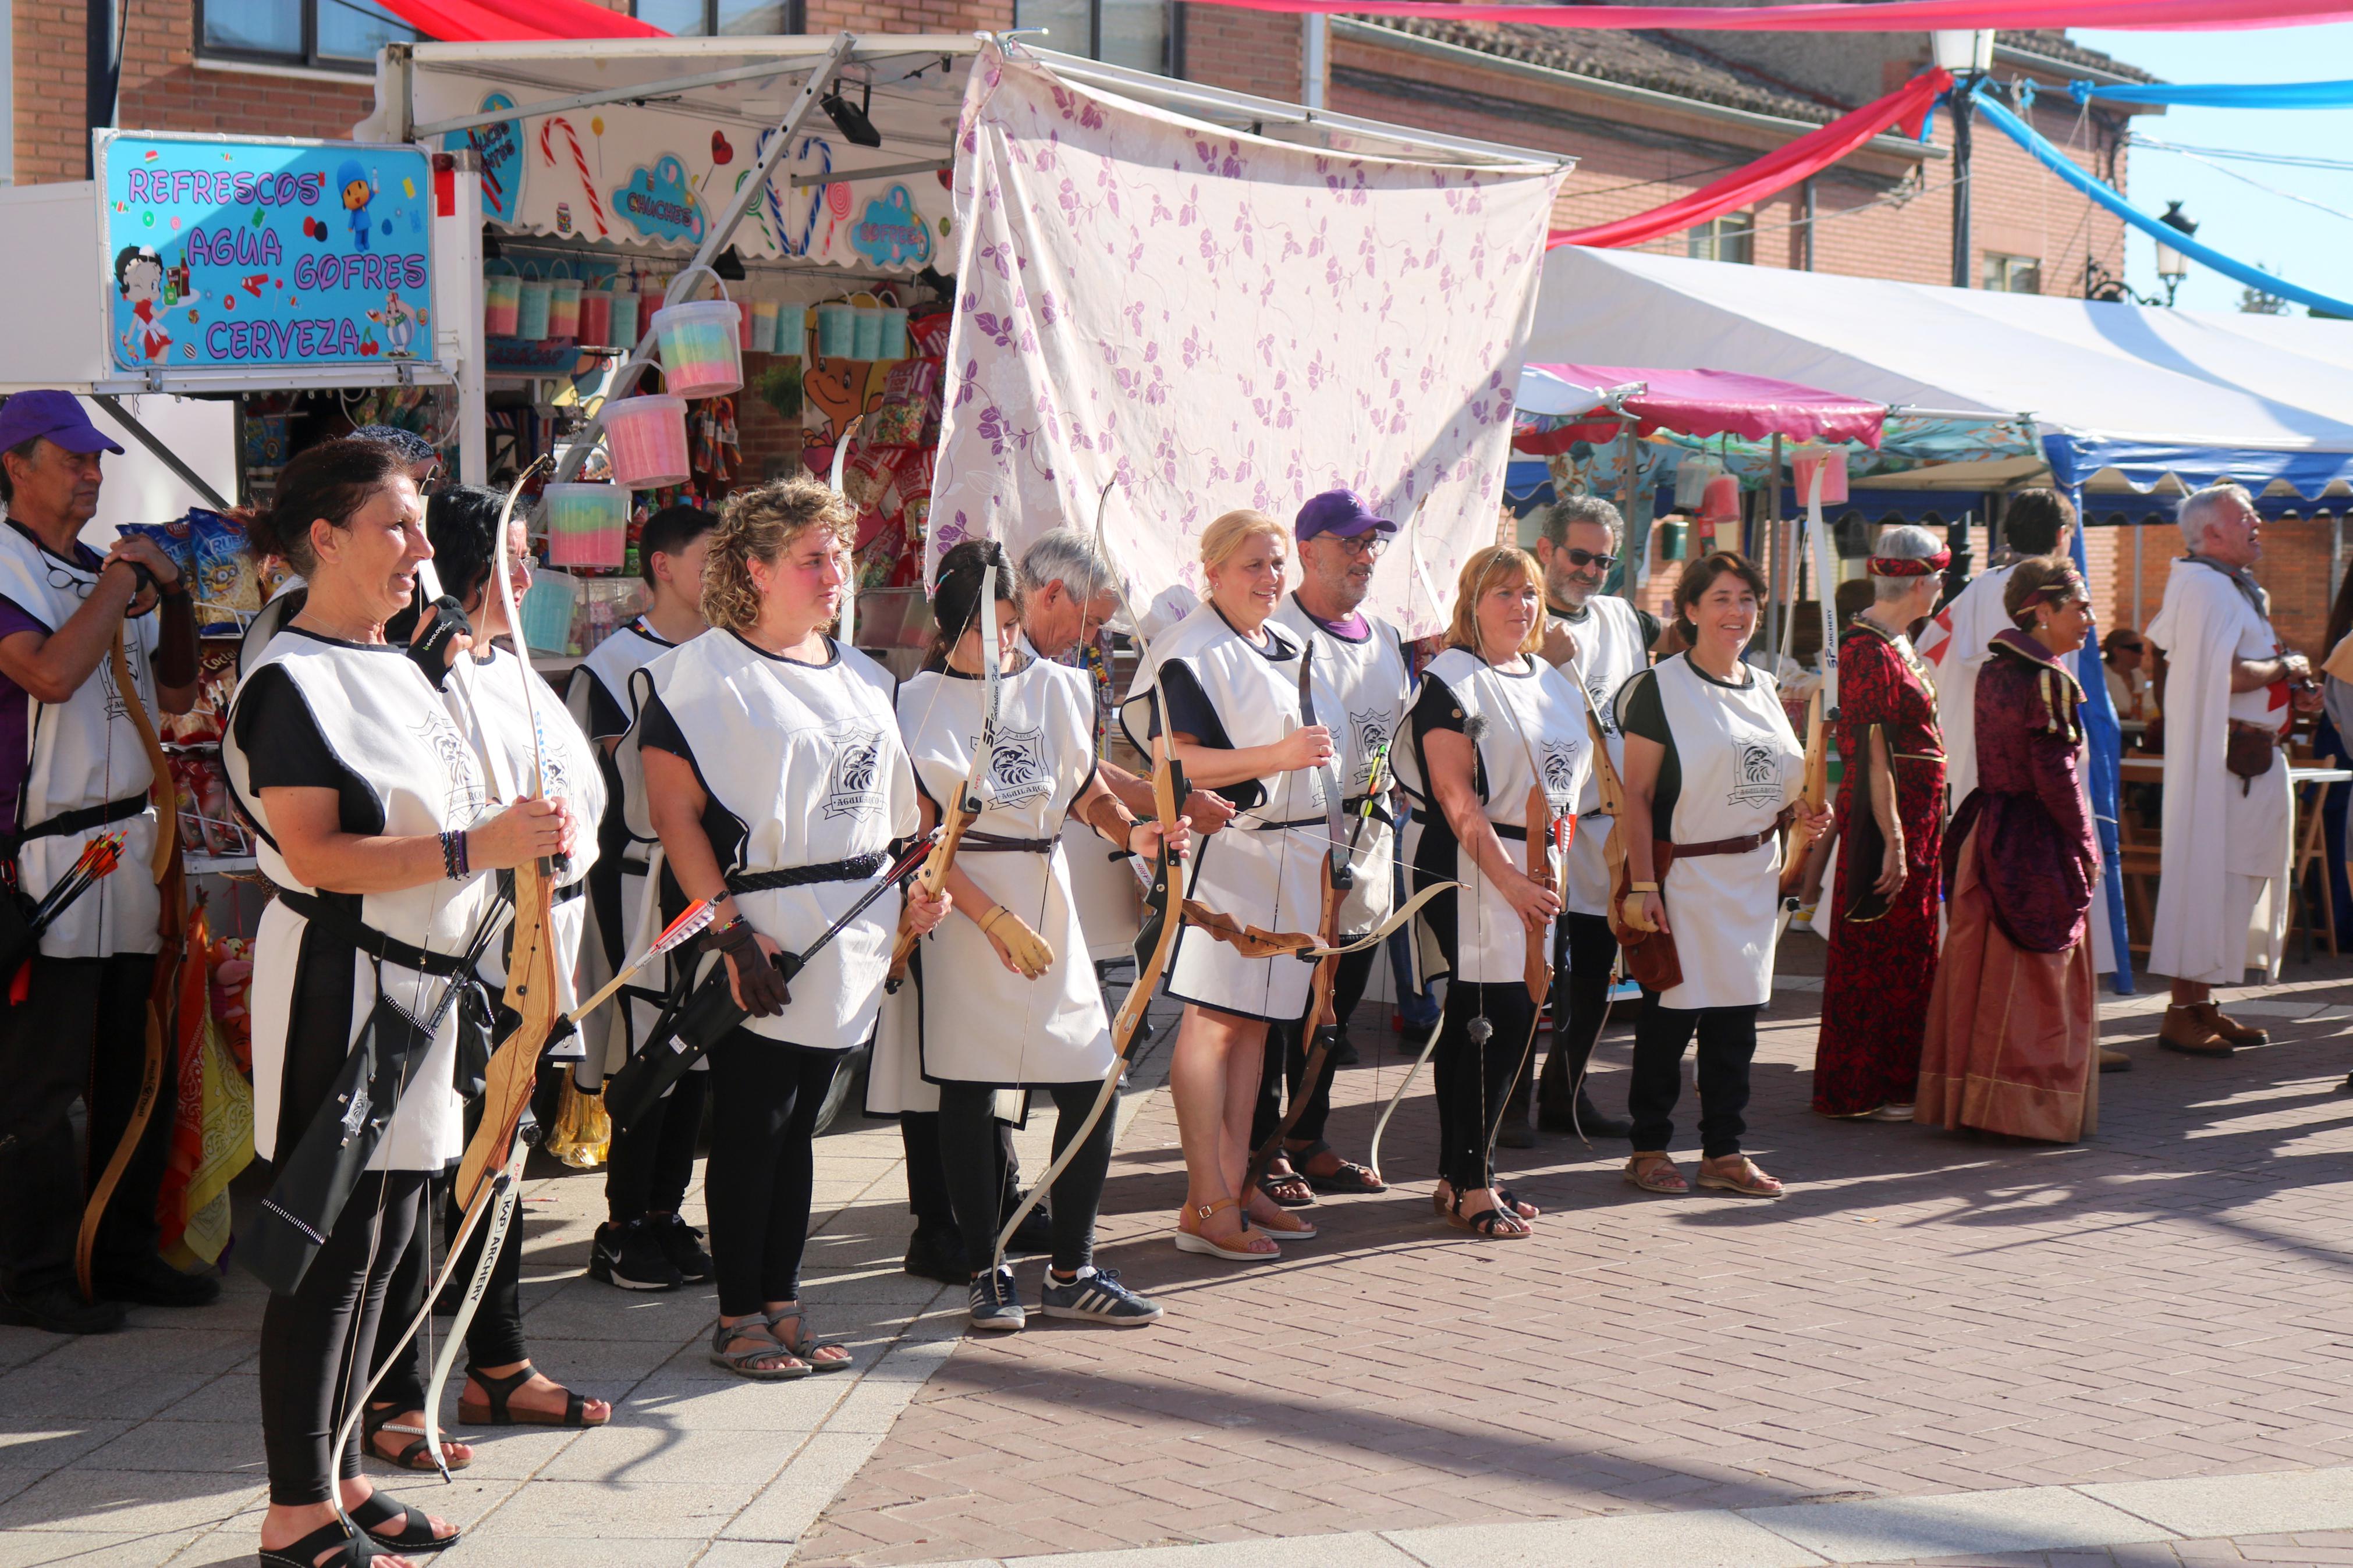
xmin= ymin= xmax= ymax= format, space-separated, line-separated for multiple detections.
xmin=445 ymin=642 xmax=605 ymax=1018
xmin=1268 ymin=594 xmax=1411 ymax=938
xmin=1396 ymin=647 xmax=1591 ymax=986
xmin=1617 ymin=653 xmax=1804 ymax=1010
xmin=635 ymin=631 xmax=916 ymax=1052
xmin=0 ymin=522 xmax=164 ymax=958
xmin=1547 ymin=593 xmax=1650 ymax=919
xmin=223 ymin=628 xmax=498 ymax=1169
xmin=1119 ymin=603 xmax=1325 ymax=1023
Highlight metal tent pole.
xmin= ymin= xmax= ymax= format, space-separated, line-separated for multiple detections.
xmin=88 ymin=396 xmax=233 ymax=511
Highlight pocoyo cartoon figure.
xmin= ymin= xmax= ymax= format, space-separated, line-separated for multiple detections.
xmin=113 ymin=244 xmax=172 ymax=364
xmin=367 ymin=291 xmax=428 ymax=357
xmin=337 ymin=159 xmax=375 ymax=251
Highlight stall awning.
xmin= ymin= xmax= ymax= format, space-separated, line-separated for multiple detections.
xmin=1515 ymin=362 xmax=1886 ymax=451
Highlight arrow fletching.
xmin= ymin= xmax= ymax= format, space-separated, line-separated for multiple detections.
xmin=651 ymin=899 xmax=715 ymax=955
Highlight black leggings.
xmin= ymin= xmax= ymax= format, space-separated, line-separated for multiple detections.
xmin=1249 ymin=945 xmax=1378 ymax=1152
xmin=1536 ymin=912 xmax=1621 ymax=1109
xmin=605 ymin=1068 xmax=708 ymax=1222
xmin=900 ymin=1110 xmax=1017 ymax=1233
xmin=258 ymin=1171 xmax=425 ymax=1506
xmin=939 ymin=1080 xmax=1115 ymax=1276
xmin=704 ymin=1032 xmax=839 ymax=1316
xmin=1628 ymin=999 xmax=1760 ymax=1160
xmin=1431 ymin=980 xmax=1539 ymax=1190
xmin=367 ymin=1169 xmax=527 ymax=1413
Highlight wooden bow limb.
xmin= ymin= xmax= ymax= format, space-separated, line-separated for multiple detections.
xmin=1482 ymin=784 xmax=1563 ymax=1164
xmin=1244 ymin=847 xmax=1346 ymax=1198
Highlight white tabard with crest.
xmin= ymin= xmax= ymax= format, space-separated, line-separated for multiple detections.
xmin=1397 ymin=648 xmax=1591 ymax=986
xmin=1549 ymin=593 xmax=1650 ymax=919
xmin=1270 ymin=594 xmax=1411 ymax=936
xmin=1646 ymin=652 xmax=1804 ymax=1010
xmin=643 ymin=631 xmax=915 ymax=1052
xmin=893 ymin=656 xmax=1111 ymax=1087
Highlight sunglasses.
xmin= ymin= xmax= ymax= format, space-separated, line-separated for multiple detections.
xmin=1559 ymin=547 xmax=1617 ymax=571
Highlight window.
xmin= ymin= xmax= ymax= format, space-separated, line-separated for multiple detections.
xmin=1013 ymin=0 xmax=1177 ymax=74
xmin=634 ymin=1 xmax=803 ymax=33
xmin=197 ymin=0 xmax=416 ymax=71
xmin=1685 ymin=214 xmax=1754 ymax=266
xmin=1984 ymin=253 xmax=2042 ymax=294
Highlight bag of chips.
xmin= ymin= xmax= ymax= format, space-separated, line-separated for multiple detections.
xmin=188 ymin=509 xmax=260 ymax=633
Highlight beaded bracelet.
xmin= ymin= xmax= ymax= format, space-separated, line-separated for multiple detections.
xmin=441 ymin=829 xmax=470 ymax=880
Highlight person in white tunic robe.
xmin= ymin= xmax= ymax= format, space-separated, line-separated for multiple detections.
xmin=2146 ymin=483 xmax=2317 ymax=1054
xmin=363 ymin=484 xmax=613 ymax=1471
xmin=1117 ymin=511 xmax=1328 ymax=1262
xmin=1618 ymin=552 xmax=1823 ymax=1201
xmin=225 ymin=440 xmax=572 ymax=1567
xmin=1510 ymin=495 xmax=1655 ymax=1146
xmin=889 ymin=541 xmax=1180 ymax=1329
xmin=1403 ymin=546 xmax=1589 ymax=1239
xmin=570 ymin=503 xmax=716 ymax=1293
xmin=1250 ymin=489 xmax=1410 ymax=1206
xmin=637 ymin=478 xmax=947 ymax=1379
xmin=1917 ymin=489 xmax=2074 ymax=808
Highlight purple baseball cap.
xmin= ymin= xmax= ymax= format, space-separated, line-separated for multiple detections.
xmin=0 ymin=392 xmax=123 ymax=456
xmin=1295 ymin=488 xmax=1396 ymax=542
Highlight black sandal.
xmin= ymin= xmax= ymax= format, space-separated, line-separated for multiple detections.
xmin=1445 ymin=1191 xmax=1531 ymax=1240
xmin=255 ymin=1519 xmax=380 ymax=1567
xmin=1496 ymin=1186 xmax=1541 ymax=1219
xmin=1256 ymin=1168 xmax=1318 ymax=1208
xmin=457 ymin=1363 xmax=606 ymax=1428
xmin=362 ymin=1402 xmax=471 ymax=1474
xmin=349 ymin=1491 xmax=460 ymax=1554
xmin=1290 ymin=1139 xmax=1386 ymax=1195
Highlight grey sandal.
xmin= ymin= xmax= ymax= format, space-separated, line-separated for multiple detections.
xmin=765 ymin=1306 xmax=851 ymax=1373
xmin=708 ymin=1317 xmax=810 ymax=1379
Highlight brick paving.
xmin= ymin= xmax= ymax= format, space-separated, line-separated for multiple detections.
xmin=798 ymin=961 xmax=2353 ymax=1567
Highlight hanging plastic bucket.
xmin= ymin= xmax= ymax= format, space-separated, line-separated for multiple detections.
xmin=875 ymin=307 xmax=909 ymax=360
xmin=775 ymin=304 xmax=806 ymax=357
xmin=484 ymin=259 xmax=520 ymax=337
xmin=814 ymin=303 xmax=856 ymax=357
xmin=608 ymin=289 xmax=640 ymax=350
xmin=652 ymin=300 xmax=744 ymax=400
xmin=520 ymin=568 xmax=581 ymax=653
xmin=751 ymin=298 xmax=780 ymax=354
xmin=542 ymin=482 xmax=629 ymax=569
xmin=603 ymin=394 xmax=690 ymax=489
xmin=577 ymin=287 xmax=612 ymax=347
xmin=1701 ymin=471 xmax=1741 ymax=528
xmin=737 ymin=297 xmax=761 ymax=351
xmin=545 ymin=260 xmax=581 ymax=340
xmin=1791 ymin=446 xmax=1850 ymax=506
xmin=514 ymin=262 xmax=553 ymax=342
xmin=850 ymin=307 xmax=883 ymax=361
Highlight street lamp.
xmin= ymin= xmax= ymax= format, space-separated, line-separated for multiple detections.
xmin=2156 ymin=201 xmax=2198 ymax=306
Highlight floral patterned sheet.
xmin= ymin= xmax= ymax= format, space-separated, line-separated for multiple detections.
xmin=928 ymin=42 xmax=1567 ymax=635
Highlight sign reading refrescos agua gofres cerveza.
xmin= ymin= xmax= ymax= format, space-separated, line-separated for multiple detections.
xmin=97 ymin=131 xmax=436 ymax=372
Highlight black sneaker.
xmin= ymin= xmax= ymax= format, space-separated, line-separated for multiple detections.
xmin=1039 ymin=1267 xmax=1162 ymax=1327
xmin=650 ymin=1214 xmax=712 ymax=1283
xmin=1327 ymin=1026 xmax=1359 ymax=1068
xmin=0 ymin=1281 xmax=126 ymax=1335
xmin=1003 ymin=1206 xmax=1054 ymax=1256
xmin=93 ymin=1254 xmax=221 ymax=1309
xmin=903 ymin=1224 xmax=968 ymax=1286
xmin=590 ymin=1220 xmax=683 ymax=1291
xmin=967 ymin=1265 xmax=1025 ymax=1332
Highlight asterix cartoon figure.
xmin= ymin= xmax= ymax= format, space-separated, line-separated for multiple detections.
xmin=113 ymin=245 xmax=171 ymax=364
xmin=337 ymin=159 xmax=375 ymax=252
xmin=366 ymin=290 xmax=427 ymax=357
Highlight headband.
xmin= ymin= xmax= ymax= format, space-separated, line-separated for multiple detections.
xmin=2021 ymin=564 xmax=2088 ymax=609
xmin=1867 ymin=550 xmax=1951 ymax=578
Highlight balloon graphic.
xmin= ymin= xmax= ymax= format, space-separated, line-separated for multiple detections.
xmin=826 ymin=182 xmax=853 ymax=221
xmin=591 ymin=116 xmax=605 ymax=137
xmin=401 ymin=176 xmax=416 ymax=198
xmin=711 ymin=131 xmax=734 ymax=166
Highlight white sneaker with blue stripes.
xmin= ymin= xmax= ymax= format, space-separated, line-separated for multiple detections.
xmin=1038 ymin=1266 xmax=1162 ymax=1327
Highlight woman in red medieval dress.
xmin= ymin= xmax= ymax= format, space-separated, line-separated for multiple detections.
xmin=1812 ymin=525 xmax=1949 ymax=1122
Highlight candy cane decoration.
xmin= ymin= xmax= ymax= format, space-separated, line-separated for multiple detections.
xmin=541 ymin=116 xmax=609 ymax=239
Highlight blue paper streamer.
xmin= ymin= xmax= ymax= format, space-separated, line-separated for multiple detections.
xmin=2070 ymin=77 xmax=2353 ymax=108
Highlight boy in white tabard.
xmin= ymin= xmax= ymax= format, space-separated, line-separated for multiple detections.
xmin=1253 ymin=489 xmax=1409 ymax=1205
xmin=1917 ymin=489 xmax=2074 ymax=807
xmin=0 ymin=392 xmax=208 ymax=1334
xmin=571 ymin=504 xmax=719 ymax=1293
xmin=1500 ymin=495 xmax=1655 ymax=1147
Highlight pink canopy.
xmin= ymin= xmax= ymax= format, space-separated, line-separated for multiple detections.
xmin=1516 ymin=363 xmax=1887 ymax=451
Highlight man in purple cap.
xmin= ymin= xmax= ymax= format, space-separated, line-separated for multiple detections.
xmin=1252 ymin=489 xmax=1412 ymax=1206
xmin=0 ymin=392 xmax=205 ymax=1334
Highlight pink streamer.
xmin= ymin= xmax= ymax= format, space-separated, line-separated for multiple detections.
xmin=1184 ymin=0 xmax=2353 ymax=30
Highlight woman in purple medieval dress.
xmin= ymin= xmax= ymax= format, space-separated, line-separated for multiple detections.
xmin=1812 ymin=525 xmax=1948 ymax=1122
xmin=1915 ymin=557 xmax=2102 ymax=1143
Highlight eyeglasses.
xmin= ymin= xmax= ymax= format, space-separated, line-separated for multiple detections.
xmin=1560 ymin=547 xmax=1617 ymax=572
xmin=1321 ymin=534 xmax=1386 ymax=559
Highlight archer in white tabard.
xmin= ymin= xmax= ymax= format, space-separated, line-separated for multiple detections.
xmin=225 ymin=441 xmax=574 ymax=1568
xmin=1917 ymin=488 xmax=2074 ymax=808
xmin=2145 ymin=483 xmax=2317 ymax=1054
xmin=885 ymin=540 xmax=1182 ymax=1331
xmin=572 ymin=503 xmax=719 ymax=1295
xmin=636 ymin=478 xmax=949 ymax=1379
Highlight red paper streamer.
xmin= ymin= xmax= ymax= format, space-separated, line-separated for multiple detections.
xmin=374 ymin=0 xmax=668 ymax=42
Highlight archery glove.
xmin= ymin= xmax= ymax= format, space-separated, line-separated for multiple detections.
xmin=407 ymin=595 xmax=472 ymax=689
xmin=978 ymin=904 xmax=1056 ymax=980
xmin=710 ymin=918 xmax=790 ymax=1017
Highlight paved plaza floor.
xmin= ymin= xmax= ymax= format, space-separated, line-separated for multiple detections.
xmin=5 ymin=948 xmax=2353 ymax=1567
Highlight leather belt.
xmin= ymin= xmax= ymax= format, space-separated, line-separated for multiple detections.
xmin=1661 ymin=806 xmax=1794 ymax=863
xmin=274 ymin=887 xmax=485 ymax=979
xmin=962 ymin=832 xmax=1057 ymax=854
xmin=726 ymin=852 xmax=887 ymax=894
xmin=6 ymin=792 xmax=147 ymax=858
